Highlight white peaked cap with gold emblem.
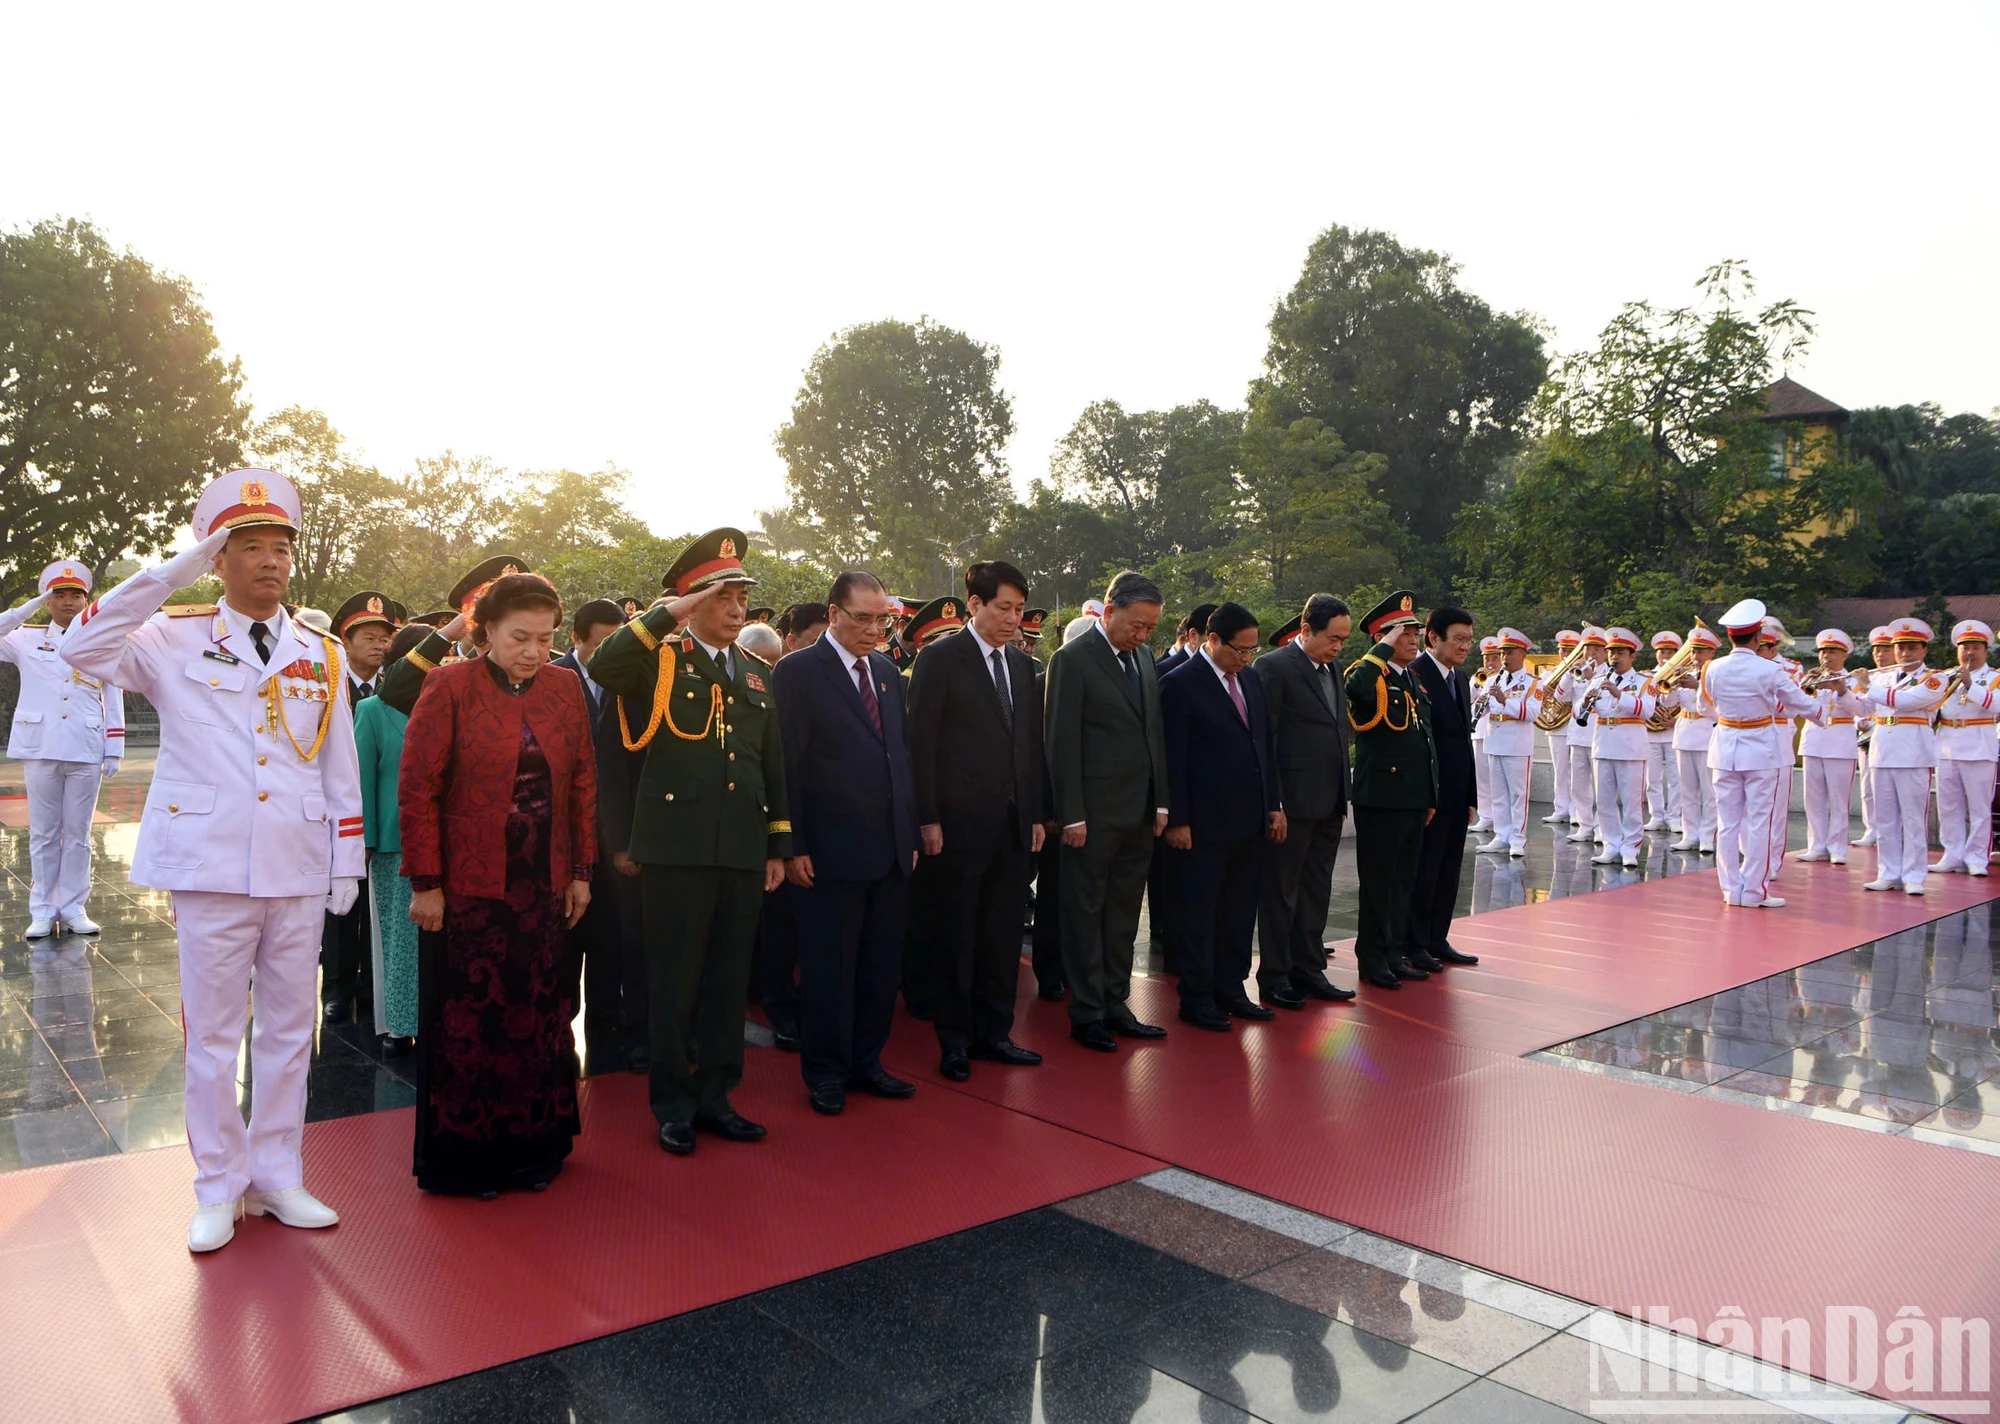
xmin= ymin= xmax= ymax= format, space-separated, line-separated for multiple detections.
xmin=190 ymin=468 xmax=303 ymax=541
xmin=38 ymin=561 xmax=92 ymax=595
xmin=1718 ymin=599 xmax=1767 ymax=636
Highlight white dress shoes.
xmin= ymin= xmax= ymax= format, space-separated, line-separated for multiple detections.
xmin=1476 ymin=839 xmax=1510 ymax=855
xmin=1670 ymin=838 xmax=1699 ymax=851
xmin=25 ymin=917 xmax=55 ymax=940
xmin=1589 ymin=850 xmax=1620 ymax=865
xmin=1829 ymin=855 xmax=1846 ymax=865
xmin=1903 ymin=882 xmax=1927 ymax=896
xmin=1509 ymin=844 xmax=1526 ymax=858
xmin=1722 ymin=891 xmax=1742 ymax=907
xmin=1972 ymin=866 xmax=1990 ymax=878
xmin=1566 ymin=830 xmax=1592 ymax=843
xmin=244 ymin=1186 xmax=340 ymax=1230
xmin=63 ymin=912 xmax=101 ymax=936
xmin=1794 ymin=849 xmax=1829 ymax=863
xmin=1542 ymin=811 xmax=1569 ymax=824
xmin=189 ymin=1200 xmax=242 ymax=1254
xmin=1621 ymin=854 xmax=1640 ymax=868
xmin=1861 ymin=878 xmax=1897 ymax=892
xmin=1747 ymin=895 xmax=1785 ymax=908
xmin=1854 ymin=832 xmax=1879 ymax=847
xmin=1929 ymin=860 xmax=1966 ymax=875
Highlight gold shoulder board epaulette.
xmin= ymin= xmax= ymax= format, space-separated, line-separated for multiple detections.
xmin=739 ymin=646 xmax=773 ymax=670
xmin=164 ymin=603 xmax=217 ymax=618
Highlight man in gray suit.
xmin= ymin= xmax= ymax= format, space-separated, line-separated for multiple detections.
xmin=1256 ymin=595 xmax=1359 ymax=1006
xmin=1044 ymin=571 xmax=1171 ymax=1052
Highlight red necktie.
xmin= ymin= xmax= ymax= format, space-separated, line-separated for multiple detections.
xmin=854 ymin=658 xmax=882 ymax=737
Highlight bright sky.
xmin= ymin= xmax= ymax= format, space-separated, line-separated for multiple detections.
xmin=10 ymin=2 xmax=1996 ymax=538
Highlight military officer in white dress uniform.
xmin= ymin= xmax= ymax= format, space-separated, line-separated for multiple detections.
xmin=1755 ymin=618 xmax=1805 ymax=873
xmin=0 ymin=561 xmax=126 ymax=938
xmin=1930 ymin=619 xmax=1998 ymax=878
xmin=1587 ymin=628 xmax=1655 ymax=868
xmin=1474 ymin=628 xmax=1539 ymax=857
xmin=1468 ymin=636 xmax=1502 ymax=834
xmin=1667 ymin=625 xmax=1719 ymax=853
xmin=1794 ymin=629 xmax=1870 ymax=865
xmin=1855 ymin=617 xmax=1952 ymax=896
xmin=1854 ymin=626 xmax=1895 ymax=847
xmin=1562 ymin=627 xmax=1608 ymax=843
xmin=1643 ymin=630 xmax=1681 ymax=833
xmin=60 ymin=470 xmax=364 ymax=1253
xmin=1705 ymin=600 xmax=1819 ymax=908
xmin=1541 ymin=629 xmax=1580 ymax=826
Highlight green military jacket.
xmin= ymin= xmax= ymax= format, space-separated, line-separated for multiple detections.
xmin=377 ymin=629 xmax=460 ymax=716
xmin=588 ymin=606 xmax=791 ymax=871
xmin=1343 ymin=641 xmax=1438 ymax=811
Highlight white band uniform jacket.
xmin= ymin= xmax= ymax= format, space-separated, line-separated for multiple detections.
xmin=1860 ymin=665 xmax=1953 ymax=771
xmin=1587 ymin=670 xmax=1655 ymax=761
xmin=1479 ymin=669 xmax=1542 ymax=758
xmin=1934 ymin=667 xmax=1999 ymax=762
xmin=1667 ymin=682 xmax=1715 ymax=753
xmin=1701 ymin=650 xmax=1821 ymax=772
xmin=1796 ymin=682 xmax=1872 ymax=760
xmin=57 ymin=570 xmax=365 ymax=896
xmin=0 ymin=604 xmax=125 ymax=765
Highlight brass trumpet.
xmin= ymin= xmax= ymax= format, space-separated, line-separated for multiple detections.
xmin=1533 ymin=639 xmax=1596 ymax=732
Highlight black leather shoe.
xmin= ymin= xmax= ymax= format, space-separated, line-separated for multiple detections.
xmin=1394 ymin=962 xmax=1432 ymax=980
xmin=693 ymin=1109 xmax=766 ymax=1142
xmin=1404 ymin=953 xmax=1445 ymax=974
xmin=1037 ymin=983 xmax=1067 ymax=1002
xmin=1221 ymin=996 xmax=1276 ymax=1022
xmin=322 ymin=997 xmax=351 ymax=1026
xmin=771 ymin=1026 xmax=801 ymax=1053
xmin=940 ymin=1049 xmax=971 ymax=1081
xmin=1364 ymin=970 xmax=1404 ymax=990
xmin=658 ymin=1121 xmax=696 ymax=1155
xmin=625 ymin=1044 xmax=651 ymax=1074
xmin=808 ymin=1083 xmax=845 ymax=1116
xmin=1263 ymin=985 xmax=1308 ymax=1011
xmin=1294 ymin=975 xmax=1356 ymax=1002
xmin=1071 ymin=1021 xmax=1117 ymax=1052
xmin=1107 ymin=1017 xmax=1168 ymax=1040
xmin=851 ymin=1070 xmax=916 ymax=1099
xmin=1435 ymin=947 xmax=1480 ymax=966
xmin=1177 ymin=1003 xmax=1231 ymax=1032
xmin=382 ymin=1035 xmax=414 ymax=1057
xmin=969 ymin=1039 xmax=1042 ymax=1065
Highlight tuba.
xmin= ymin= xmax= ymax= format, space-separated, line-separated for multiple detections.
xmin=1533 ymin=639 xmax=1596 ymax=731
xmin=1643 ymin=616 xmax=1709 ymax=733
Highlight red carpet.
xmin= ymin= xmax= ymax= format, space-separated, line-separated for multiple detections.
xmin=0 ymin=1052 xmax=1156 ymax=1424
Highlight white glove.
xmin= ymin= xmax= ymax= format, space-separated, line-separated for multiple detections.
xmin=159 ymin=527 xmax=233 ymax=588
xmin=327 ymin=878 xmax=361 ymax=916
xmin=0 ymin=592 xmax=46 ymax=637
xmin=100 ymin=758 xmax=119 ymax=779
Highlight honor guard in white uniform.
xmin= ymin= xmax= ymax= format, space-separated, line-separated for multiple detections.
xmin=1586 ymin=628 xmax=1655 ymax=867
xmin=1931 ymin=619 xmax=1997 ymax=877
xmin=1854 ymin=626 xmax=1895 ymax=847
xmin=1755 ymin=618 xmax=1805 ymax=873
xmin=1667 ymin=625 xmax=1719 ymax=853
xmin=0 ymin=561 xmax=126 ymax=938
xmin=59 ymin=470 xmax=364 ymax=1253
xmin=1469 ymin=636 xmax=1502 ymax=834
xmin=1541 ymin=629 xmax=1580 ymax=825
xmin=1856 ymin=617 xmax=1952 ymax=895
xmin=1643 ymin=630 xmax=1681 ymax=833
xmin=1705 ymin=600 xmax=1820 ymax=907
xmin=1794 ymin=630 xmax=1870 ymax=864
xmin=1562 ymin=627 xmax=1608 ymax=843
xmin=1474 ymin=628 xmax=1540 ymax=857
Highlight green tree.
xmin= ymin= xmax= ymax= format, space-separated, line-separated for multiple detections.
xmin=0 ymin=217 xmax=249 ymax=601
xmin=1252 ymin=224 xmax=1546 ymax=583
xmin=374 ymin=452 xmax=512 ymax=611
xmin=1048 ymin=399 xmax=1242 ymax=569
xmin=499 ymin=467 xmax=651 ymax=568
xmin=249 ymin=406 xmax=403 ymax=611
xmin=982 ymin=482 xmax=1129 ymax=612
xmin=1233 ymin=416 xmax=1399 ymax=608
xmin=774 ymin=317 xmax=1015 ymax=591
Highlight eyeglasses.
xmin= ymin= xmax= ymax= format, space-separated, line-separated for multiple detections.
xmin=837 ymin=607 xmax=899 ymax=629
xmin=1224 ymin=640 xmax=1260 ymax=657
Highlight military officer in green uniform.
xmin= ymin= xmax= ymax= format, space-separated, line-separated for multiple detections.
xmin=587 ymin=528 xmax=790 ymax=1155
xmin=1344 ymin=590 xmax=1438 ymax=991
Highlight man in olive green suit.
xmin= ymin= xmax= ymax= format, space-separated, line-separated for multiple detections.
xmin=588 ymin=528 xmax=791 ymax=1155
xmin=1345 ymin=591 xmax=1438 ymax=991
xmin=1044 ymin=571 xmax=1171 ymax=1052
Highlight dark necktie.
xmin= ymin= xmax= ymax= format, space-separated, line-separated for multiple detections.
xmin=1226 ymin=668 xmax=1248 ymax=726
xmin=1119 ymin=648 xmax=1142 ymax=703
xmin=990 ymin=649 xmax=1012 ymax=730
xmin=353 ymin=679 xmax=374 ymax=703
xmin=853 ymin=657 xmax=882 ymax=737
xmin=250 ymin=621 xmax=272 ymax=665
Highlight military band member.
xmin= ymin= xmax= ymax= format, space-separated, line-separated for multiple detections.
xmin=61 ymin=470 xmax=363 ymax=1251
xmin=1794 ymin=630 xmax=1870 ymax=865
xmin=1667 ymin=626 xmax=1720 ymax=853
xmin=587 ymin=529 xmax=790 ymax=1153
xmin=377 ymin=555 xmax=532 ymax=715
xmin=1345 ymin=591 xmax=1436 ymax=990
xmin=1644 ymin=631 xmax=1682 ymax=833
xmin=1468 ymin=635 xmax=1502 ymax=835
xmin=1562 ymin=627 xmax=1608 ymax=844
xmin=1854 ymin=626 xmax=1895 ymax=847
xmin=1 ymin=561 xmax=126 ymax=938
xmin=1474 ymin=628 xmax=1540 ymax=857
xmin=1756 ymin=618 xmax=1804 ymax=872
xmin=1586 ymin=629 xmax=1655 ymax=868
xmin=1860 ymin=618 xmax=1952 ymax=894
xmin=1930 ymin=620 xmax=1997 ymax=878
xmin=1541 ymin=629 xmax=1581 ymax=826
xmin=1705 ymin=599 xmax=1819 ymax=908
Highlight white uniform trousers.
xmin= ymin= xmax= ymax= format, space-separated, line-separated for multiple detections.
xmin=172 ymin=891 xmax=324 ymax=1205
xmin=1472 ymin=742 xmax=1494 ymax=828
xmin=1872 ymin=767 xmax=1933 ymax=889
xmin=1567 ymin=743 xmax=1597 ymax=830
xmin=1547 ymin=732 xmax=1572 ymax=816
xmin=1802 ymin=756 xmax=1857 ymax=859
xmin=1488 ymin=754 xmax=1532 ymax=850
xmin=1857 ymin=744 xmax=1875 ymax=840
xmin=1935 ymin=760 xmax=1997 ymax=872
xmin=1767 ymin=763 xmax=1794 ymax=876
xmin=1715 ymin=767 xmax=1779 ymax=903
xmin=1676 ymin=750 xmax=1715 ymax=847
xmin=1593 ymin=758 xmax=1645 ymax=858
xmin=1644 ymin=741 xmax=1678 ymax=827
xmin=22 ymin=758 xmax=102 ymax=921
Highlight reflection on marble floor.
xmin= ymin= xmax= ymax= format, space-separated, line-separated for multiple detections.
xmin=1538 ymin=903 xmax=2000 ymax=1156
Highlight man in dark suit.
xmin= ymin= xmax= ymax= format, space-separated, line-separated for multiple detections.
xmin=1159 ymin=602 xmax=1285 ymax=1031
xmin=1256 ymin=594 xmax=1359 ymax=1006
xmin=1149 ymin=601 xmax=1214 ymax=970
xmin=1044 ymin=571 xmax=1171 ymax=1052
xmin=555 ymin=598 xmax=638 ymax=1074
xmin=772 ymin=569 xmax=922 ymax=1116
xmin=907 ymin=560 xmax=1049 ymax=1081
xmin=1408 ymin=607 xmax=1483 ymax=971
xmin=321 ymin=590 xmax=405 ymax=1025
xmin=1157 ymin=603 xmax=1216 ymax=677
xmin=1345 ymin=591 xmax=1437 ymax=990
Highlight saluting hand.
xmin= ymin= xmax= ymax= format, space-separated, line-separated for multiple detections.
xmin=662 ymin=581 xmax=723 ymax=625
